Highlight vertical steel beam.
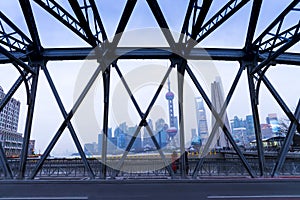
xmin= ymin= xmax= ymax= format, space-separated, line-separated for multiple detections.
xmin=177 ymin=59 xmax=187 ymax=178
xmin=18 ymin=65 xmax=40 ymax=179
xmin=100 ymin=0 xmax=137 ymax=177
xmin=100 ymin=66 xmax=110 ymax=179
xmin=246 ymin=62 xmax=265 ymax=177
xmin=272 ymin=100 xmax=300 ymax=177
xmin=42 ymin=65 xmax=95 ymax=179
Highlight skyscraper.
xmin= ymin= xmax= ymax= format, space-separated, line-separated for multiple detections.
xmin=245 ymin=115 xmax=255 ymax=142
xmin=195 ymin=97 xmax=208 ymax=144
xmin=0 ymin=86 xmax=23 ymax=156
xmin=211 ymin=77 xmax=230 ymax=148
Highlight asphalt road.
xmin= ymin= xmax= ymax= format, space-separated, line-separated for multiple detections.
xmin=1 ymin=179 xmax=300 ymax=200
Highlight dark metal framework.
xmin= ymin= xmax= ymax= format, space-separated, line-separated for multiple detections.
xmin=0 ymin=0 xmax=299 ymax=180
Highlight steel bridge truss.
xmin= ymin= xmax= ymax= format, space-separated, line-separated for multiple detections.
xmin=0 ymin=0 xmax=299 ymax=180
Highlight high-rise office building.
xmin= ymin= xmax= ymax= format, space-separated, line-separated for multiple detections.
xmin=230 ymin=115 xmax=255 ymax=146
xmin=154 ymin=118 xmax=168 ymax=148
xmin=211 ymin=77 xmax=230 ymax=148
xmin=245 ymin=115 xmax=255 ymax=142
xmin=195 ymin=97 xmax=208 ymax=144
xmin=115 ymin=122 xmax=128 ymax=149
xmin=0 ymin=86 xmax=23 ymax=157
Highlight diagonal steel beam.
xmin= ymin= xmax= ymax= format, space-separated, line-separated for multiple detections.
xmin=186 ymin=64 xmax=255 ymax=178
xmin=29 ymin=0 xmax=135 ymax=179
xmin=251 ymin=30 xmax=300 ymax=74
xmin=69 ymin=0 xmax=107 ymax=43
xmin=111 ymin=63 xmax=174 ymax=178
xmin=68 ymin=0 xmax=98 ymax=47
xmin=0 ymin=46 xmax=35 ymax=74
xmin=0 ymin=76 xmax=23 ymax=113
xmin=33 ymin=0 xmax=94 ymax=46
xmin=272 ymin=100 xmax=300 ymax=177
xmin=112 ymin=0 xmax=137 ymax=45
xmin=18 ymin=0 xmax=43 ymax=53
xmin=253 ymin=1 xmax=300 ymax=47
xmin=188 ymin=0 xmax=250 ymax=49
xmin=29 ymin=62 xmax=103 ymax=179
xmin=180 ymin=0 xmax=197 ymax=43
xmin=146 ymin=0 xmax=177 ymax=51
xmin=0 ymin=11 xmax=32 ymax=52
xmin=258 ymin=24 xmax=300 ymax=54
xmin=244 ymin=0 xmax=262 ymax=53
xmin=192 ymin=64 xmax=245 ymax=178
xmin=0 ymin=142 xmax=13 ymax=179
xmin=42 ymin=64 xmax=95 ymax=179
xmin=251 ymin=1 xmax=300 ymax=74
xmin=190 ymin=0 xmax=213 ymax=40
xmin=260 ymin=73 xmax=300 ymax=135
xmin=88 ymin=0 xmax=108 ymax=41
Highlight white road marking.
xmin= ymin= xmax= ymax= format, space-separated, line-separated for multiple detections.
xmin=207 ymin=195 xmax=300 ymax=199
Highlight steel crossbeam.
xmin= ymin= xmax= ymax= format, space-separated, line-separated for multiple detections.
xmin=0 ymin=48 xmax=300 ymax=65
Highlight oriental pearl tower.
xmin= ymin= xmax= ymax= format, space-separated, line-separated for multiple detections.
xmin=165 ymin=79 xmax=178 ymax=147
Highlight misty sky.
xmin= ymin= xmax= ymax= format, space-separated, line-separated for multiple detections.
xmin=0 ymin=0 xmax=299 ymax=155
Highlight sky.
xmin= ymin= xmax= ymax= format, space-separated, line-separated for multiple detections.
xmin=0 ymin=0 xmax=299 ymax=156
